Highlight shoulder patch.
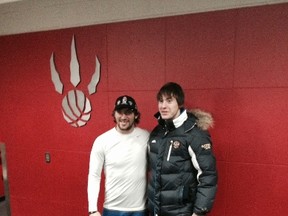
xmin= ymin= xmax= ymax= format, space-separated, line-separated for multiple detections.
xmin=201 ymin=143 xmax=211 ymax=150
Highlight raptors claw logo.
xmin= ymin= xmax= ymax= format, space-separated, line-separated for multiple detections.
xmin=50 ymin=35 xmax=101 ymax=127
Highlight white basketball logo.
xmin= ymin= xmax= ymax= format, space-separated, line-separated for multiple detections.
xmin=50 ymin=35 xmax=101 ymax=127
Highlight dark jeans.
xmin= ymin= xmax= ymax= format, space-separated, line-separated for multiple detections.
xmin=103 ymin=208 xmax=148 ymax=216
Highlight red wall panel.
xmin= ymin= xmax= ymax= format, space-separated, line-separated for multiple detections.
xmin=107 ymin=19 xmax=166 ymax=91
xmin=1 ymin=3 xmax=288 ymax=216
xmin=235 ymin=4 xmax=288 ymax=88
xmin=229 ymin=88 xmax=288 ymax=164
xmin=166 ymin=10 xmax=236 ymax=90
xmin=226 ymin=163 xmax=288 ymax=215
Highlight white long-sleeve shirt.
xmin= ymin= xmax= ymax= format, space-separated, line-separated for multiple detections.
xmin=88 ymin=127 xmax=149 ymax=212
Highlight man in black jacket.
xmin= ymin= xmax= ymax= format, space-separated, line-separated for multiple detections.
xmin=147 ymin=82 xmax=218 ymax=216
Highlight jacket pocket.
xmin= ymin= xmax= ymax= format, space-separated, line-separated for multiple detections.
xmin=179 ymin=185 xmax=196 ymax=204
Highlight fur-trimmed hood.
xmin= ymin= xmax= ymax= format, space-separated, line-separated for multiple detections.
xmin=188 ymin=108 xmax=214 ymax=130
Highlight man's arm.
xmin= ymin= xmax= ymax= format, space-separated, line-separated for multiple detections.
xmin=87 ymin=140 xmax=104 ymax=213
xmin=189 ymin=131 xmax=218 ymax=215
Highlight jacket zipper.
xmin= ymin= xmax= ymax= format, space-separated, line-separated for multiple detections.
xmin=167 ymin=140 xmax=173 ymax=161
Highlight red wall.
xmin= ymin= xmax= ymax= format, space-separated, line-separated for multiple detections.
xmin=1 ymin=3 xmax=288 ymax=215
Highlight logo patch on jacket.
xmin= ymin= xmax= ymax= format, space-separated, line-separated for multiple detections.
xmin=172 ymin=140 xmax=181 ymax=149
xmin=201 ymin=143 xmax=211 ymax=150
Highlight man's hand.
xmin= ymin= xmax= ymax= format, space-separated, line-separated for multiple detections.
xmin=90 ymin=211 xmax=101 ymax=216
xmin=192 ymin=213 xmax=199 ymax=216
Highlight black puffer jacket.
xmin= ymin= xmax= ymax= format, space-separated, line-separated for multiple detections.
xmin=147 ymin=109 xmax=218 ymax=216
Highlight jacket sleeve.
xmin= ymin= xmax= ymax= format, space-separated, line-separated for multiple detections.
xmin=188 ymin=129 xmax=218 ymax=215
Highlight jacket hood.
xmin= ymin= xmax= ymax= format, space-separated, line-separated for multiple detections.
xmin=188 ymin=108 xmax=214 ymax=130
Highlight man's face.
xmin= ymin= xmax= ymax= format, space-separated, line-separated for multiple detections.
xmin=114 ymin=108 xmax=136 ymax=133
xmin=158 ymin=94 xmax=180 ymax=120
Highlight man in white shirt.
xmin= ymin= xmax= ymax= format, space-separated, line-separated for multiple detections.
xmin=88 ymin=95 xmax=150 ymax=216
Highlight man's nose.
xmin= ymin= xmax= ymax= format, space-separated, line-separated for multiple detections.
xmin=160 ymin=101 xmax=168 ymax=108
